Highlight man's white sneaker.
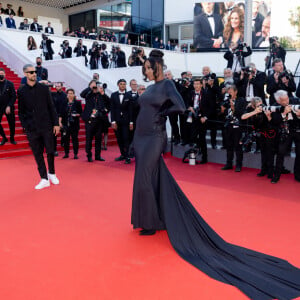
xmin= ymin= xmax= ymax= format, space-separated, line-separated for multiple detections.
xmin=48 ymin=173 xmax=60 ymax=185
xmin=35 ymin=179 xmax=50 ymax=190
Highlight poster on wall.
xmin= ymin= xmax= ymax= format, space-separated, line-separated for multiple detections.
xmin=193 ymin=1 xmax=272 ymax=50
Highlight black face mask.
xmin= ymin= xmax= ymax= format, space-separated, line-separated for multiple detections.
xmin=36 ymin=62 xmax=42 ymax=66
xmin=0 ymin=75 xmax=5 ymax=80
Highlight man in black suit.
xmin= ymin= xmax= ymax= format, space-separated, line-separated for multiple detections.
xmin=120 ymin=33 xmax=129 ymax=44
xmin=193 ymin=2 xmax=223 ymax=50
xmin=81 ymin=80 xmax=110 ymax=162
xmin=45 ymin=22 xmax=54 ymax=34
xmin=187 ymin=78 xmax=212 ymax=163
xmin=128 ymin=79 xmax=139 ymax=147
xmin=59 ymin=40 xmax=72 ymax=59
xmin=0 ymin=68 xmax=16 ymax=145
xmin=36 ymin=57 xmax=48 ymax=80
xmin=5 ymin=4 xmax=15 ymax=15
xmin=73 ymin=39 xmax=87 ymax=57
xmin=265 ymin=38 xmax=286 ymax=74
xmin=111 ymin=79 xmax=132 ymax=164
xmin=18 ymin=64 xmax=60 ymax=190
xmin=116 ymin=46 xmax=126 ymax=68
xmin=40 ymin=34 xmax=54 ymax=61
xmin=30 ymin=17 xmax=41 ymax=32
xmin=252 ymin=0 xmax=264 ymax=35
xmin=267 ymin=59 xmax=296 ymax=105
xmin=236 ymin=63 xmax=266 ymax=104
xmin=224 ymin=43 xmax=252 ymax=73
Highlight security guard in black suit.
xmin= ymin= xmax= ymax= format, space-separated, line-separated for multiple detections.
xmin=81 ymin=81 xmax=110 ymax=162
xmin=111 ymin=79 xmax=132 ymax=164
xmin=0 ymin=68 xmax=16 ymax=145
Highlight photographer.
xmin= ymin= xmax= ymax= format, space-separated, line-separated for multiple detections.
xmin=40 ymin=34 xmax=54 ymax=61
xmin=74 ymin=39 xmax=87 ymax=57
xmin=89 ymin=41 xmax=100 ymax=70
xmin=115 ymin=46 xmax=126 ymax=68
xmin=224 ymin=42 xmax=252 ymax=74
xmin=59 ymin=89 xmax=82 ymax=159
xmin=59 ymin=40 xmax=72 ymax=59
xmin=187 ymin=78 xmax=212 ymax=163
xmin=81 ymin=80 xmax=110 ymax=162
xmin=220 ymin=85 xmax=247 ymax=172
xmin=270 ymin=90 xmax=300 ymax=183
xmin=236 ymin=63 xmax=266 ymax=104
xmin=265 ymin=37 xmax=286 ymax=75
xmin=267 ymin=59 xmax=296 ymax=105
xmin=128 ymin=47 xmax=147 ymax=67
xmin=241 ymin=97 xmax=275 ymax=178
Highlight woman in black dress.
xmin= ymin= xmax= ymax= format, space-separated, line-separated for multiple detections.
xmin=131 ymin=49 xmax=300 ymax=299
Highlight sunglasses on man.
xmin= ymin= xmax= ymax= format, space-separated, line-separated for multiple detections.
xmin=26 ymin=71 xmax=37 ymax=74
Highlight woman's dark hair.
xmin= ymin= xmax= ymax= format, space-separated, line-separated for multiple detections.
xmin=142 ymin=49 xmax=164 ymax=81
xmin=27 ymin=36 xmax=37 ymax=49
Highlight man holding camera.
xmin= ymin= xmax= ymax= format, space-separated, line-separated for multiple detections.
xmin=267 ymin=59 xmax=296 ymax=105
xmin=81 ymin=80 xmax=110 ymax=162
xmin=265 ymin=37 xmax=286 ymax=74
xmin=128 ymin=47 xmax=146 ymax=67
xmin=224 ymin=42 xmax=252 ymax=74
xmin=40 ymin=34 xmax=54 ymax=61
xmin=115 ymin=46 xmax=126 ymax=68
xmin=111 ymin=79 xmax=132 ymax=164
xmin=59 ymin=40 xmax=72 ymax=59
xmin=74 ymin=39 xmax=87 ymax=57
xmin=0 ymin=68 xmax=16 ymax=146
xmin=18 ymin=64 xmax=60 ymax=190
xmin=271 ymin=90 xmax=300 ymax=183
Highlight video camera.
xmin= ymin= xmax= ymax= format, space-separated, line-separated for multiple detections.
xmin=202 ymin=73 xmax=216 ymax=81
xmin=60 ymin=40 xmax=69 ymax=48
xmin=95 ymin=81 xmax=107 ymax=90
xmin=174 ymin=77 xmax=191 ymax=87
xmin=233 ymin=43 xmax=247 ymax=55
xmin=241 ymin=66 xmax=255 ymax=77
xmin=269 ymin=36 xmax=279 ymax=45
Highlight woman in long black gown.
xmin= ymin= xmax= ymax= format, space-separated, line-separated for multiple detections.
xmin=131 ymin=50 xmax=300 ymax=299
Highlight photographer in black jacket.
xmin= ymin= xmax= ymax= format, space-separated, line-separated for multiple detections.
xmin=59 ymin=40 xmax=72 ymax=59
xmin=81 ymin=80 xmax=110 ymax=162
xmin=115 ymin=46 xmax=126 ymax=68
xmin=59 ymin=89 xmax=82 ymax=159
xmin=0 ymin=68 xmax=16 ymax=145
xmin=40 ymin=34 xmax=54 ymax=61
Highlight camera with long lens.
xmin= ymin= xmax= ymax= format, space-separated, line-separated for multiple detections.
xmin=60 ymin=40 xmax=69 ymax=48
xmin=278 ymin=70 xmax=293 ymax=81
xmin=203 ymin=73 xmax=216 ymax=82
xmin=96 ymin=81 xmax=107 ymax=90
xmin=241 ymin=66 xmax=255 ymax=78
xmin=269 ymin=36 xmax=278 ymax=45
xmin=233 ymin=43 xmax=246 ymax=55
xmin=262 ymin=106 xmax=283 ymax=113
xmin=174 ymin=77 xmax=191 ymax=88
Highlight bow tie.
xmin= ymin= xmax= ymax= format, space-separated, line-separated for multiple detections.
xmin=206 ymin=14 xmax=213 ymax=18
xmin=195 ymin=93 xmax=200 ymax=96
xmin=119 ymin=93 xmax=125 ymax=95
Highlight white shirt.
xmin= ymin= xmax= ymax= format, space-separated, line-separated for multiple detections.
xmin=206 ymin=14 xmax=215 ymax=36
xmin=194 ymin=93 xmax=200 ymax=109
xmin=119 ymin=91 xmax=125 ymax=104
xmin=232 ymin=55 xmax=241 ymax=73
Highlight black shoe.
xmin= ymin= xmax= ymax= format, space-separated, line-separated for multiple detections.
xmin=10 ymin=139 xmax=17 ymax=145
xmin=87 ymin=157 xmax=93 ymax=162
xmin=271 ymin=176 xmax=280 ymax=184
xmin=295 ymin=177 xmax=300 ymax=182
xmin=115 ymin=155 xmax=125 ymax=161
xmin=211 ymin=145 xmax=216 ymax=149
xmin=281 ymin=167 xmax=290 ymax=174
xmin=63 ymin=154 xmax=69 ymax=159
xmin=125 ymin=158 xmax=131 ymax=164
xmin=235 ymin=166 xmax=242 ymax=172
xmin=199 ymin=159 xmax=207 ymax=164
xmin=139 ymin=229 xmax=156 ymax=236
xmin=74 ymin=155 xmax=78 ymax=160
xmin=54 ymin=151 xmax=58 ymax=157
xmin=95 ymin=157 xmax=105 ymax=161
xmin=267 ymin=173 xmax=273 ymax=179
xmin=0 ymin=137 xmax=8 ymax=146
xmin=221 ymin=165 xmax=233 ymax=170
xmin=257 ymin=171 xmax=267 ymax=177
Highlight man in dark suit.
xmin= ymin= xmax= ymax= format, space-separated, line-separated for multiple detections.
xmin=120 ymin=33 xmax=129 ymax=44
xmin=193 ymin=2 xmax=223 ymax=50
xmin=35 ymin=57 xmax=48 ymax=80
xmin=73 ymin=39 xmax=87 ymax=57
xmin=40 ymin=34 xmax=54 ymax=60
xmin=235 ymin=63 xmax=266 ymax=104
xmin=30 ymin=17 xmax=41 ymax=32
xmin=187 ymin=78 xmax=212 ymax=163
xmin=252 ymin=0 xmax=264 ymax=35
xmin=0 ymin=68 xmax=16 ymax=145
xmin=0 ymin=3 xmax=5 ymax=14
xmin=81 ymin=81 xmax=110 ymax=162
xmin=5 ymin=4 xmax=15 ymax=15
xmin=5 ymin=14 xmax=16 ymax=29
xmin=116 ymin=46 xmax=126 ymax=68
xmin=59 ymin=40 xmax=72 ymax=59
xmin=18 ymin=64 xmax=60 ymax=190
xmin=19 ymin=18 xmax=30 ymax=30
xmin=45 ymin=22 xmax=54 ymax=34
xmin=111 ymin=79 xmax=132 ymax=164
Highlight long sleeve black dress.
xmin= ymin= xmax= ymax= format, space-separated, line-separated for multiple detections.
xmin=131 ymin=79 xmax=300 ymax=299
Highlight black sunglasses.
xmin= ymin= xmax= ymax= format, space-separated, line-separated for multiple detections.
xmin=26 ymin=71 xmax=37 ymax=74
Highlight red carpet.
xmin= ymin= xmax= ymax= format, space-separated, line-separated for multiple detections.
xmin=0 ymin=147 xmax=299 ymax=300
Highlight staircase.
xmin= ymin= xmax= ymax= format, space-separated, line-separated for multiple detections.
xmin=0 ymin=60 xmax=117 ymax=159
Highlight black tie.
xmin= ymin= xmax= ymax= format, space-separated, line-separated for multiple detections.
xmin=206 ymin=14 xmax=213 ymax=18
xmin=119 ymin=93 xmax=125 ymax=96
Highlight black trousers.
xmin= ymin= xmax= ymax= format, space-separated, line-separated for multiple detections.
xmin=85 ymin=119 xmax=102 ymax=159
xmin=274 ymin=132 xmax=300 ymax=180
xmin=115 ymin=121 xmax=130 ymax=158
xmin=179 ymin=114 xmax=190 ymax=144
xmin=208 ymin=118 xmax=217 ymax=147
xmin=225 ymin=126 xmax=243 ymax=167
xmin=63 ymin=125 xmax=79 ymax=155
xmin=26 ymin=129 xmax=55 ymax=179
xmin=259 ymin=133 xmax=276 ymax=177
xmin=191 ymin=120 xmax=207 ymax=160
xmin=169 ymin=114 xmax=180 ymax=142
xmin=44 ymin=52 xmax=53 ymax=60
xmin=0 ymin=110 xmax=15 ymax=140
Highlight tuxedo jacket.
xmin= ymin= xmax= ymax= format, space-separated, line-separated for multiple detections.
xmin=187 ymin=89 xmax=213 ymax=120
xmin=45 ymin=27 xmax=54 ymax=34
xmin=128 ymin=91 xmax=139 ymax=123
xmin=5 ymin=8 xmax=15 ymax=15
xmin=110 ymin=91 xmax=132 ymax=123
xmin=224 ymin=46 xmax=252 ymax=69
xmin=40 ymin=39 xmax=54 ymax=55
xmin=194 ymin=13 xmax=224 ymax=49
xmin=30 ymin=22 xmax=41 ymax=32
xmin=74 ymin=45 xmax=87 ymax=57
xmin=0 ymin=79 xmax=16 ymax=111
xmin=236 ymin=71 xmax=266 ymax=103
xmin=5 ymin=17 xmax=16 ymax=29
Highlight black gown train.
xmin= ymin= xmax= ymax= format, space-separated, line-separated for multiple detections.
xmin=131 ymin=79 xmax=300 ymax=300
